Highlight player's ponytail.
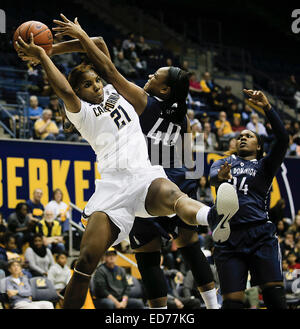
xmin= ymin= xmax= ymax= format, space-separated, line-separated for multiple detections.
xmin=161 ymin=67 xmax=189 ymax=124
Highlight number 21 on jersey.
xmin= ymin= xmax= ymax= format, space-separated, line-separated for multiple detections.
xmin=110 ymin=105 xmax=131 ymax=129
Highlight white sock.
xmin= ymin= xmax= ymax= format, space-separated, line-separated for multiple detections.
xmin=150 ymin=306 xmax=167 ymax=309
xmin=196 ymin=206 xmax=210 ymax=226
xmin=200 ymin=288 xmax=220 ymax=309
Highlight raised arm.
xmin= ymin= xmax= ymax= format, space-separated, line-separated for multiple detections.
xmin=52 ymin=14 xmax=148 ymax=115
xmin=19 ymin=36 xmax=111 ymax=66
xmin=16 ymin=33 xmax=81 ymax=113
xmin=52 ymin=36 xmax=111 ymax=60
xmin=243 ymin=89 xmax=289 ymax=175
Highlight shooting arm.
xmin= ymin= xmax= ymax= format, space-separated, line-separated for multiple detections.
xmin=52 ymin=36 xmax=111 ymax=60
xmin=39 ymin=51 xmax=81 ymax=113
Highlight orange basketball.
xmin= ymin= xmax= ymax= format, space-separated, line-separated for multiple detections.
xmin=13 ymin=21 xmax=53 ymax=55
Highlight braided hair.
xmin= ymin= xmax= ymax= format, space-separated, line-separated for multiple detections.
xmin=161 ymin=66 xmax=189 ymax=125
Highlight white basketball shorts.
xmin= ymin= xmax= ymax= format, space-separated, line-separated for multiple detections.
xmin=81 ymin=165 xmax=170 ymax=246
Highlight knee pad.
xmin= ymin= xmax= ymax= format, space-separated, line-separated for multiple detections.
xmin=135 ymin=252 xmax=167 ymax=300
xmin=262 ymin=285 xmax=287 ymax=309
xmin=222 ymin=299 xmax=245 ymax=309
xmin=179 ymin=240 xmax=214 ymax=286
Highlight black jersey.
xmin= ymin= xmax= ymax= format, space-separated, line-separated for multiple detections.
xmin=139 ymin=95 xmax=187 ymax=169
xmin=209 ymin=108 xmax=289 ymax=227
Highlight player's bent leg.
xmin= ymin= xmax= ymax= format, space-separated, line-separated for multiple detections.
xmin=260 ymin=281 xmax=287 ymax=309
xmin=63 ymin=212 xmax=120 ymax=309
xmin=175 ymin=228 xmax=219 ymax=309
xmin=134 ymin=237 xmax=168 ymax=309
xmin=222 ymin=291 xmax=246 ymax=309
xmin=145 ymin=178 xmax=205 ymax=226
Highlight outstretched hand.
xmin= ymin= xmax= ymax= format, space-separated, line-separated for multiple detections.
xmin=217 ymin=161 xmax=232 ymax=181
xmin=15 ymin=33 xmax=45 ymax=60
xmin=53 ymin=13 xmax=85 ymax=39
xmin=243 ymin=89 xmax=271 ymax=111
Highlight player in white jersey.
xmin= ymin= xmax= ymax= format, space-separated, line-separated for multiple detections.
xmin=15 ymin=16 xmax=238 ymax=309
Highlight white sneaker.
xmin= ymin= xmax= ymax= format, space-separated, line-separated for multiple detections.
xmin=212 ymin=183 xmax=239 ymax=243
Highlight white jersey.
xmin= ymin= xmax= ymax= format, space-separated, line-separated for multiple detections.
xmin=66 ymin=84 xmax=152 ymax=173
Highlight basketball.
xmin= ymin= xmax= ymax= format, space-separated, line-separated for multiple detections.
xmin=13 ymin=21 xmax=53 ymax=55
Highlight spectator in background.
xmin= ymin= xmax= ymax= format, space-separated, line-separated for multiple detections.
xmin=291 ymin=121 xmax=300 ymax=140
xmin=289 ymin=214 xmax=300 ymax=241
xmin=241 ymin=102 xmax=253 ymax=123
xmin=7 ymin=202 xmax=35 ymax=253
xmin=200 ymin=72 xmax=214 ymax=93
xmin=114 ymin=51 xmax=138 ymax=78
xmin=26 ymin=62 xmax=44 ymax=94
xmin=34 ymin=109 xmax=65 ymax=141
xmin=269 ymin=199 xmax=287 ymax=225
xmin=46 ymin=189 xmax=70 ymax=233
xmin=26 ymin=188 xmax=44 ymax=227
xmin=166 ymin=58 xmax=173 ymax=67
xmin=122 ymin=32 xmax=136 ymax=59
xmin=24 ymin=233 xmax=55 ymax=277
xmin=187 ymin=109 xmax=195 ymax=123
xmin=36 ymin=207 xmax=65 ymax=254
xmin=48 ymin=95 xmax=63 ymax=128
xmin=276 ymin=220 xmax=289 ymax=243
xmin=136 ymin=35 xmax=151 ymax=58
xmin=181 ymin=60 xmax=189 ymax=72
xmin=282 ymin=75 xmax=300 ymax=108
xmin=0 ymin=212 xmax=7 ymax=238
xmin=38 ymin=69 xmax=53 ymax=96
xmin=200 ymin=112 xmax=211 ymax=126
xmin=203 ymin=122 xmax=218 ymax=152
xmin=196 ymin=176 xmax=213 ymax=206
xmin=191 ymin=119 xmax=203 ymax=152
xmin=227 ymin=102 xmax=240 ymax=120
xmin=111 ymin=38 xmax=123 ymax=60
xmin=214 ymin=111 xmax=235 ymax=140
xmin=293 ymin=239 xmax=300 ymax=262
xmin=0 ymin=233 xmax=31 ymax=277
xmin=92 ymin=248 xmax=144 ymax=309
xmin=287 ymin=134 xmax=297 ymax=156
xmin=208 ymin=87 xmax=223 ymax=112
xmin=287 ymin=251 xmax=300 ymax=270
xmin=26 ymin=95 xmax=43 ymax=123
xmin=160 ymin=255 xmax=201 ymax=309
xmin=48 ymin=252 xmax=71 ymax=294
xmin=232 ymin=113 xmax=246 ymax=134
xmin=246 ymin=113 xmax=268 ymax=137
xmin=284 ymin=120 xmax=293 ymax=135
xmin=220 ymin=86 xmax=235 ymax=111
xmin=3 ymin=233 xmax=22 ymax=262
xmin=188 ymin=72 xmax=202 ymax=96
xmin=227 ymin=137 xmax=237 ymax=154
xmin=280 ymin=231 xmax=295 ymax=258
xmin=5 ymin=259 xmax=54 ymax=309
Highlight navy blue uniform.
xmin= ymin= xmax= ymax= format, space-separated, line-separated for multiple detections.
xmin=208 ymin=108 xmax=289 ymax=294
xmin=129 ymin=95 xmax=197 ymax=249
